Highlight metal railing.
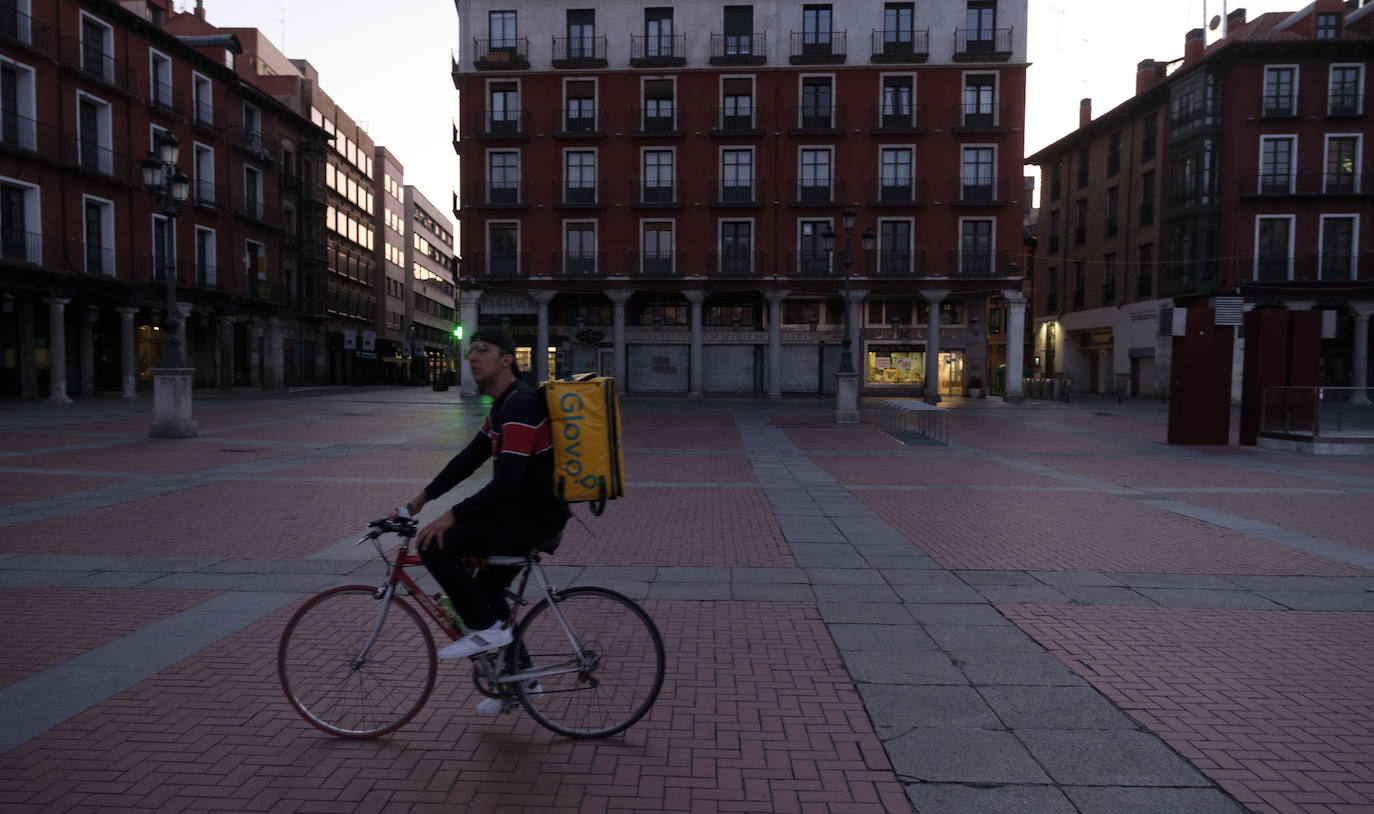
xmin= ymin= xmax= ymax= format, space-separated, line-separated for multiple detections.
xmin=954 ymin=27 xmax=1013 ymax=58
xmin=552 ymin=35 xmax=607 ymax=65
xmin=630 ymin=33 xmax=686 ymax=64
xmin=953 ymin=101 xmax=1012 ymax=130
xmin=709 ymin=178 xmax=764 ymax=206
xmin=870 ymin=29 xmax=930 ymax=61
xmin=869 ymin=103 xmax=927 ymax=131
xmin=632 ymin=179 xmax=682 ymax=206
xmin=710 ymin=32 xmax=767 ymax=62
xmin=630 ymin=107 xmax=683 ymax=134
xmin=0 ymin=113 xmax=64 ymax=158
xmin=788 ymin=104 xmax=846 ymax=131
xmin=1261 ymin=387 xmax=1374 ymax=440
xmin=880 ymin=400 xmax=948 ymax=445
xmin=789 ymin=30 xmax=846 ymax=61
xmin=474 ymin=181 xmax=528 ymax=206
xmin=869 ymin=177 xmax=928 ymax=205
xmin=553 ymin=108 xmax=606 ymax=136
xmin=787 ymin=179 xmax=844 ymax=206
xmin=708 ymin=249 xmax=765 ymax=277
xmin=710 ymin=106 xmax=765 ymax=132
xmin=475 ymin=109 xmax=528 ymax=138
xmin=0 ymin=3 xmax=52 ymax=54
xmin=628 ymin=249 xmax=684 ymax=278
xmin=552 ymin=250 xmax=607 ymax=278
xmin=59 ymin=37 xmax=135 ymax=94
xmin=473 ymin=37 xmax=530 ymax=67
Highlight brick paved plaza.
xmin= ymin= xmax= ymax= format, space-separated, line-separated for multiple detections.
xmin=1 ymin=389 xmax=1372 ymax=813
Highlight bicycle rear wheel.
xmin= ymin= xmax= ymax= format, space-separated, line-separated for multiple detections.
xmin=510 ymin=587 xmax=665 ymax=738
xmin=278 ymin=586 xmax=436 ymax=738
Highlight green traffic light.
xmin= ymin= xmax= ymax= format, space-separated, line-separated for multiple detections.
xmin=453 ymin=325 xmax=462 ymax=340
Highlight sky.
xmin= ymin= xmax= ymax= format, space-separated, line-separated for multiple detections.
xmin=191 ymin=0 xmax=1306 ymax=239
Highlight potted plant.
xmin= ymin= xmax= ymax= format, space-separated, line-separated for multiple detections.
xmin=967 ymin=376 xmax=984 ymax=398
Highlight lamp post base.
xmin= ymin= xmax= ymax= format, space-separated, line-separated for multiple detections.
xmin=834 ymin=371 xmax=861 ymax=424
xmin=149 ymin=368 xmax=199 ymax=439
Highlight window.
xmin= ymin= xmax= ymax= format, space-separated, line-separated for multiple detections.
xmin=0 ymin=178 xmax=39 ymax=263
xmin=721 ymin=149 xmax=754 ymax=202
xmin=1074 ymin=198 xmax=1087 ymax=245
xmin=642 ymin=221 xmax=674 ymax=275
xmin=488 ymin=222 xmax=518 ymax=275
xmin=1107 ymin=132 xmax=1121 ymax=176
xmin=1103 ymin=253 xmax=1117 ymax=303
xmin=241 ymin=101 xmax=261 ymax=150
xmin=645 ymin=8 xmax=675 ymax=57
xmin=1139 ymin=171 xmax=1155 ymax=226
xmin=802 ymin=5 xmax=833 ymax=54
xmin=797 ymin=220 xmax=830 ymax=275
xmin=882 ymin=3 xmax=915 ymax=54
xmin=1046 ymin=266 xmax=1058 ymax=312
xmin=1316 ymin=12 xmax=1340 ymax=39
xmin=642 ymin=149 xmax=674 ymax=202
xmin=720 ymin=220 xmax=753 ymax=274
xmin=565 ymin=150 xmax=596 ymax=203
xmin=80 ymin=13 xmax=113 ymax=82
xmin=879 ymin=147 xmax=913 ymax=202
xmin=800 ymin=77 xmax=833 ymax=128
xmin=1325 ymin=136 xmax=1359 ymax=194
xmin=245 ymin=240 xmax=265 ymax=287
xmin=961 ymin=146 xmax=994 ymax=201
xmin=1077 ymin=147 xmax=1089 ymax=187
xmin=244 ymin=166 xmax=263 ymax=218
xmin=1319 ymin=216 xmax=1356 ymax=280
xmin=1141 ymin=112 xmax=1158 ymax=161
xmin=192 ymin=72 xmax=212 ymax=128
xmin=959 ymin=218 xmax=993 ymax=275
xmin=149 ymin=50 xmax=173 ymax=112
xmin=490 ymin=10 xmax=517 ymax=50
xmin=563 ymin=222 xmax=596 ymax=275
xmin=1071 ymin=261 xmax=1086 ymax=309
xmin=566 ymin=10 xmax=595 ymax=59
xmin=878 ymin=220 xmax=911 ymax=274
xmin=1329 ymin=66 xmax=1363 ymax=116
xmin=0 ymin=0 xmax=31 ymax=44
xmin=563 ymin=80 xmax=595 ymax=132
xmin=880 ymin=76 xmax=913 ymax=128
xmin=488 ymin=151 xmax=518 ymax=203
xmin=1255 ymin=216 xmax=1293 ymax=281
xmin=1105 ymin=187 xmax=1118 ymax=238
xmin=0 ymin=59 xmax=37 ymax=151
xmin=76 ymin=92 xmax=112 ymax=174
xmin=724 ymin=5 xmax=755 ymax=55
xmin=1137 ymin=243 xmax=1154 ymax=298
xmin=721 ymin=77 xmax=754 ymax=129
xmin=193 ymin=144 xmax=214 ymax=207
xmin=195 ymin=227 xmax=216 ymax=287
xmin=1260 ymin=136 xmax=1295 ymax=193
xmin=1047 ymin=209 xmax=1060 ymax=253
xmin=642 ymin=79 xmax=675 ymax=131
xmin=83 ymin=195 xmax=114 ymax=275
xmin=1049 ymin=162 xmax=1061 ymax=201
xmin=799 ymin=148 xmax=832 ymax=202
xmin=966 ymin=0 xmax=997 ymax=50
xmin=153 ymin=214 xmax=177 ymax=283
xmin=1263 ymin=66 xmax=1296 ymax=116
xmin=963 ymin=75 xmax=996 ymax=127
xmin=488 ymin=81 xmax=519 ymax=134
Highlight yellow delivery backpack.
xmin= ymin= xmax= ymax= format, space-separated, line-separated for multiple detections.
xmin=543 ymin=375 xmax=625 ymax=515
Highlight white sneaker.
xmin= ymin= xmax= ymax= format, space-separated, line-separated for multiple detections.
xmin=437 ymin=623 xmax=513 ymax=659
xmin=475 ymin=681 xmax=541 ymax=716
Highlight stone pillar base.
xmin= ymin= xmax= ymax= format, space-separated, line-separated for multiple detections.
xmin=688 ymin=391 xmax=704 ymax=399
xmin=149 ymin=368 xmax=199 ymax=439
xmin=834 ymin=372 xmax=861 ymax=423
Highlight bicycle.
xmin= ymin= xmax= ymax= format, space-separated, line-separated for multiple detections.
xmin=277 ymin=513 xmax=666 ymax=739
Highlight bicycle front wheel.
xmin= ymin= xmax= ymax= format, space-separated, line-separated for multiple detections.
xmin=511 ymin=587 xmax=665 ymax=738
xmin=278 ymin=586 xmax=437 ymax=738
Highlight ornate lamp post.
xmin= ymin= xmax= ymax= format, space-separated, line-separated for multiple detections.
xmin=823 ymin=206 xmax=872 ymax=423
xmin=141 ymin=132 xmax=197 ymax=438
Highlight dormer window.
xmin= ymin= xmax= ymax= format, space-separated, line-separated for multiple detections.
xmin=1315 ymin=12 xmax=1340 ymax=39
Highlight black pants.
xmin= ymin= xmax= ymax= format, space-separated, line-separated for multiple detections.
xmin=419 ymin=512 xmax=563 ymax=631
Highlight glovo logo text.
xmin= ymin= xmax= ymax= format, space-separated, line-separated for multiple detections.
xmin=558 ymin=391 xmax=599 ymax=491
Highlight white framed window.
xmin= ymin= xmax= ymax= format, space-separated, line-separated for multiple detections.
xmin=719 ymin=75 xmax=754 ymax=129
xmin=562 ymin=77 xmax=596 ymax=132
xmin=960 ymin=144 xmax=996 ymax=200
xmin=798 ymin=147 xmax=833 ymax=201
xmin=640 ymin=220 xmax=675 ymax=276
xmin=641 ymin=148 xmax=675 ymax=202
xmin=0 ymin=1 xmax=34 ymax=46
xmin=796 ymin=219 xmax=832 ymax=276
xmin=720 ymin=146 xmax=755 ymax=201
xmin=152 ymin=212 xmax=175 ymax=283
xmin=879 ymin=146 xmax=914 ymax=201
xmin=1254 ymin=215 xmax=1295 ymax=281
xmin=245 ymin=240 xmax=266 ymax=302
xmin=876 ymin=218 xmax=914 ymax=275
xmin=879 ymin=73 xmax=916 ymax=128
xmin=1318 ymin=215 xmax=1358 ymax=281
xmin=641 ymin=76 xmax=676 ymax=131
xmin=241 ymin=101 xmax=262 ymax=150
xmin=0 ymin=56 xmax=38 ymax=151
xmin=193 ymin=143 xmax=214 ymax=208
xmin=1262 ymin=65 xmax=1298 ymax=116
xmin=194 ymin=226 xmax=216 ymax=287
xmin=75 ymin=90 xmax=113 ymax=174
xmin=149 ymin=48 xmax=173 ymax=112
xmin=1328 ymin=64 xmax=1364 ymax=116
xmin=562 ymin=220 xmax=598 ymax=276
xmin=487 ymin=78 xmax=520 ymax=133
xmin=0 ymin=175 xmax=41 ymax=263
xmin=244 ymin=165 xmax=263 ymax=218
xmin=1324 ymin=133 xmax=1361 ymax=194
xmin=962 ymin=71 xmax=997 ymax=126
xmin=78 ymin=11 xmax=114 ymax=83
xmin=564 ymin=148 xmax=597 ymax=203
xmin=1259 ymin=135 xmax=1296 ymax=194
xmin=799 ymin=74 xmax=835 ymax=129
xmin=191 ymin=71 xmax=212 ymax=128
xmin=487 ymin=220 xmax=520 ymax=275
xmin=718 ymin=218 xmax=754 ymax=275
xmin=958 ymin=217 xmax=995 ymax=276
xmin=81 ymin=194 xmax=115 ymax=276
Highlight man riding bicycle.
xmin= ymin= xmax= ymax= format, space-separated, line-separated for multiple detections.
xmin=402 ymin=330 xmax=570 ymax=682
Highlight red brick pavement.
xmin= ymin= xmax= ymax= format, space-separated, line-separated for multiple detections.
xmin=1278 ymin=457 xmax=1374 ymax=477
xmin=1003 ymin=604 xmax=1374 ymax=814
xmin=5 ymin=441 xmax=293 ymax=476
xmin=558 ymin=487 xmax=792 ymax=568
xmin=622 ymin=452 xmax=756 ymax=484
xmin=0 ymin=434 xmax=93 ymax=453
xmin=780 ymin=428 xmax=903 ymax=452
xmin=201 ymin=419 xmax=433 ymax=444
xmin=0 ymin=600 xmax=909 ymax=813
xmin=0 ymin=588 xmax=217 ymax=689
xmin=1163 ymin=492 xmax=1374 ymax=553
xmin=271 ymin=449 xmax=461 ymax=480
xmin=947 ymin=416 xmax=1134 ymax=454
xmin=624 ymin=413 xmax=739 ymax=429
xmin=620 ymin=427 xmax=743 ymax=451
xmin=0 ymin=474 xmax=121 ymax=506
xmin=0 ymin=481 xmax=390 ymax=558
xmin=1034 ymin=455 xmax=1351 ymax=490
xmin=815 ymin=454 xmax=1061 ymax=487
xmin=860 ymin=490 xmax=1371 ymax=575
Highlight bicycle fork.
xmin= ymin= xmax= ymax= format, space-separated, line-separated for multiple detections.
xmin=349 ymin=584 xmax=398 ymax=670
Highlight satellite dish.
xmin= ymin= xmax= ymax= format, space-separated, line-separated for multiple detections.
xmin=1209 ymin=14 xmax=1222 ymax=30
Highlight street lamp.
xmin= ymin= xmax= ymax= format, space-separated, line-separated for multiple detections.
xmin=824 ymin=205 xmax=869 ymax=423
xmin=141 ymin=131 xmax=196 ymax=438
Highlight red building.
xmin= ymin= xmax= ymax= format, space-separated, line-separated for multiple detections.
xmin=452 ymin=0 xmax=1029 ymax=398
xmin=0 ymin=0 xmax=331 ymax=400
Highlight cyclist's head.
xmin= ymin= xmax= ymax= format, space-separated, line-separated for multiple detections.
xmin=468 ymin=329 xmax=520 ymax=376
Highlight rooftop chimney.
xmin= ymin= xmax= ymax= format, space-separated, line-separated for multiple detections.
xmin=1136 ymin=59 xmax=1166 ymax=93
xmin=195 ymin=0 xmax=206 ymax=20
xmin=1079 ymin=98 xmax=1092 ymax=128
xmin=1184 ymin=27 xmax=1206 ymax=64
xmin=1227 ymin=8 xmax=1247 ymax=31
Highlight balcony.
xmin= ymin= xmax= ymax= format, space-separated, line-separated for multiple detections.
xmin=553 ymin=250 xmax=607 ymax=278
xmin=0 ymin=114 xmax=64 ymax=161
xmin=0 ymin=230 xmax=46 ymax=266
xmin=710 ymin=32 xmax=766 ymax=65
xmin=789 ymin=30 xmax=846 ymax=64
xmin=870 ymin=29 xmax=929 ymax=63
xmin=77 ymin=242 xmax=117 ymax=277
xmin=870 ymin=103 xmax=927 ymax=133
xmin=1162 ymin=260 xmax=1220 ymax=297
xmin=1241 ymin=170 xmax=1367 ymax=197
xmin=954 ymin=27 xmax=1013 ymax=61
xmin=0 ymin=4 xmax=52 ymax=57
xmin=630 ymin=33 xmax=686 ymax=67
xmin=195 ymin=263 xmax=225 ymax=291
xmin=631 ymin=179 xmax=683 ymax=208
xmin=553 ymin=108 xmax=606 ymax=138
xmin=552 ymin=35 xmax=607 ymax=68
xmin=1170 ymin=99 xmax=1223 ymax=137
xmin=1326 ymin=91 xmax=1365 ymax=118
xmin=552 ymin=181 xmax=607 ymax=209
xmin=787 ymin=250 xmax=833 ymax=278
xmin=1260 ymin=92 xmax=1300 ymax=118
xmin=247 ymin=276 xmax=284 ymax=304
xmin=472 ymin=251 xmax=530 ymax=277
xmin=709 ymin=178 xmax=764 ymax=208
xmin=191 ymin=100 xmax=219 ymax=136
xmin=946 ymin=248 xmax=1009 ymax=277
xmin=63 ymin=136 xmax=136 ymax=185
xmin=59 ymin=37 xmax=135 ymax=95
xmin=951 ymin=176 xmax=1009 ymax=205
xmin=868 ymin=177 xmax=927 ymax=206
xmin=788 ymin=105 xmax=845 ymax=134
xmin=709 ymin=249 xmax=765 ymax=278
xmin=232 ymin=197 xmax=283 ymax=230
xmin=473 ymin=37 xmax=530 ymax=70
xmin=192 ymin=179 xmax=223 ymax=212
xmin=474 ymin=109 xmax=529 ymax=139
xmin=228 ymin=125 xmax=277 ymax=165
xmin=630 ymin=108 xmax=684 ymax=137
xmin=952 ymin=102 xmax=1012 ymax=132
xmin=149 ymin=82 xmax=184 ymax=120
xmin=710 ymin=106 xmax=766 ymax=136
xmin=871 ymin=251 xmax=926 ymax=278
xmin=474 ymin=181 xmax=528 ymax=209
xmin=629 ymin=249 xmax=685 ymax=278
xmin=788 ymin=179 xmax=844 ymax=207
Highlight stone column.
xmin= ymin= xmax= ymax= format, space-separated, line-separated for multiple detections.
xmin=764 ymin=289 xmax=790 ymax=398
xmin=218 ymin=315 xmax=236 ymax=392
xmin=80 ymin=305 xmax=96 ymax=396
xmin=19 ymin=297 xmax=36 ymax=398
xmin=1351 ymin=303 xmax=1374 ymax=406
xmin=923 ymin=289 xmax=949 ymax=404
xmin=532 ymin=289 xmax=555 ymax=382
xmin=248 ymin=318 xmax=262 ymax=388
xmin=264 ymin=316 xmax=284 ymax=389
xmin=175 ymin=302 xmax=192 ymax=365
xmin=1004 ymin=290 xmax=1027 ymax=403
xmin=685 ymin=289 xmax=705 ymax=398
xmin=45 ymin=297 xmax=71 ymax=404
xmin=845 ymin=287 xmax=870 ymax=371
xmin=607 ymin=290 xmax=633 ymax=387
xmin=117 ymin=307 xmax=138 ymax=398
xmin=458 ymin=289 xmax=482 ymax=396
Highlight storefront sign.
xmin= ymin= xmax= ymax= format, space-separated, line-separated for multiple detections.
xmin=362 ymin=330 xmax=376 ymax=351
xmin=1079 ymin=328 xmax=1113 ymax=349
xmin=343 ymin=329 xmax=357 ymax=350
xmin=480 ymin=294 xmax=539 ymax=315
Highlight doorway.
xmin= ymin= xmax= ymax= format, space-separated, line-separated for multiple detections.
xmin=939 ymin=351 xmax=965 ymax=395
